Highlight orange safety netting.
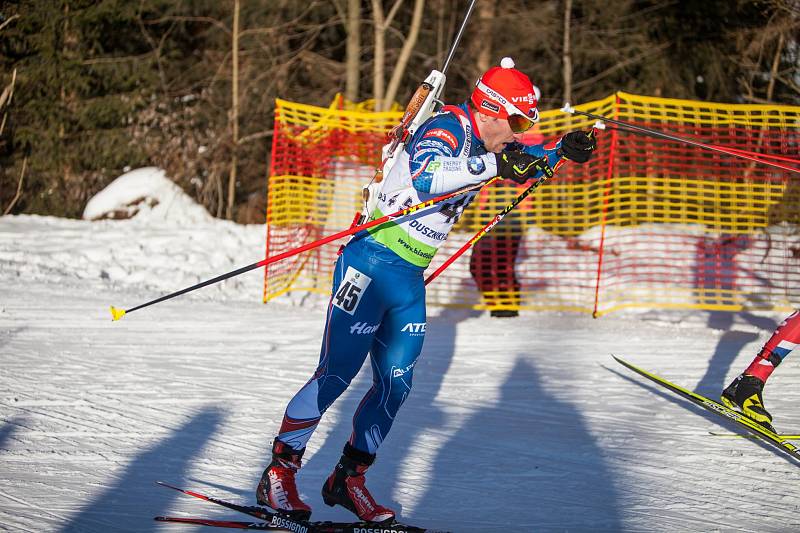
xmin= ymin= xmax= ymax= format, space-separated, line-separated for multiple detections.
xmin=265 ymin=92 xmax=800 ymax=316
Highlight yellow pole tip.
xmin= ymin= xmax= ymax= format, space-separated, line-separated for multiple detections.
xmin=110 ymin=306 xmax=126 ymax=321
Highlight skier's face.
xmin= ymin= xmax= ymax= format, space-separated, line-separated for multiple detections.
xmin=478 ymin=113 xmax=521 ymax=153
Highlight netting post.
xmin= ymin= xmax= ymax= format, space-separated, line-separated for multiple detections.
xmin=592 ymin=93 xmax=621 ymax=318
xmin=263 ymin=101 xmax=282 ymax=303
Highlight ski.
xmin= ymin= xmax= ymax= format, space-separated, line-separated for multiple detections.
xmin=612 ymin=355 xmax=800 ymax=462
xmin=156 ymin=515 xmax=440 ymax=532
xmin=155 ymin=481 xmax=448 ymax=533
xmin=155 ymin=516 xmax=280 ymax=530
xmin=708 ymin=431 xmax=800 ymax=439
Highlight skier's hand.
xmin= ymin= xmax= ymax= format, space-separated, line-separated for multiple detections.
xmin=559 ymin=130 xmax=597 ymax=163
xmin=496 ymin=152 xmax=550 ymax=184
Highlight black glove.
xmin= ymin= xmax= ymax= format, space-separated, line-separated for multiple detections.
xmin=559 ymin=131 xmax=597 ymax=163
xmin=496 ymin=151 xmax=552 ymax=184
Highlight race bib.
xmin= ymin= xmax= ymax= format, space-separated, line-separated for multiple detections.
xmin=332 ymin=267 xmax=372 ymax=315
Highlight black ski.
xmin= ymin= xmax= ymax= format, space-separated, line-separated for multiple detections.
xmin=612 ymin=355 xmax=800 ymax=462
xmin=155 ymin=481 xmax=448 ymax=533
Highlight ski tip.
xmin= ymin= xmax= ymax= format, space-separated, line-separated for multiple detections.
xmin=110 ymin=306 xmax=126 ymax=321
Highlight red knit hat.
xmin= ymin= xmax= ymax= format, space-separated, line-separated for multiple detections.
xmin=471 ymin=57 xmax=540 ymax=122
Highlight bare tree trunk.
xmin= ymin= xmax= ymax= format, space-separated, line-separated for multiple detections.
xmin=372 ymin=0 xmax=387 ymax=110
xmin=227 ymin=0 xmax=240 ymax=220
xmin=435 ymin=0 xmax=446 ymax=67
xmin=0 ymin=68 xmax=17 ymax=137
xmin=562 ymin=0 xmax=573 ymax=104
xmin=345 ymin=0 xmax=361 ymax=102
xmin=371 ymin=0 xmax=404 ymax=111
xmin=3 ymin=156 xmax=27 ymax=216
xmin=384 ymin=0 xmax=425 ymax=109
xmin=766 ymin=32 xmax=785 ymax=102
xmin=475 ymin=0 xmax=494 ymax=78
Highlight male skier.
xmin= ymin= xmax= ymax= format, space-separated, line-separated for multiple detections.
xmin=256 ymin=57 xmax=597 ymax=523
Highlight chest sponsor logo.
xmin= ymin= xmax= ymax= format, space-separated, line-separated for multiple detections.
xmin=408 ymin=219 xmax=447 ymax=241
xmin=424 ymin=160 xmax=442 ymax=172
xmin=417 ymin=139 xmax=454 ymax=156
xmin=462 ymin=123 xmax=472 ymax=155
xmin=467 ymin=156 xmax=486 ymax=175
xmin=423 ymin=128 xmax=458 ymax=150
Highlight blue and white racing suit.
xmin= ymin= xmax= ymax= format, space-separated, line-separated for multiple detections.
xmin=276 ymin=102 xmax=564 ymax=454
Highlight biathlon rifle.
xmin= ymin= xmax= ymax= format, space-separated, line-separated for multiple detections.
xmin=359 ymin=0 xmax=477 ymax=221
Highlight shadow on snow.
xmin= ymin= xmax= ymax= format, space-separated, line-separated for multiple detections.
xmin=297 ymin=305 xmax=621 ymax=531
xmin=59 ymin=406 xmax=224 ymax=533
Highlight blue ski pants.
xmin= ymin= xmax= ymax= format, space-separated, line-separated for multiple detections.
xmin=276 ymin=236 xmax=427 ymax=455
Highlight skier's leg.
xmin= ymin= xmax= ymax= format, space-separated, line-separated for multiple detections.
xmin=322 ymin=267 xmax=426 ymax=522
xmin=721 ymin=310 xmax=800 ymax=430
xmin=258 ymin=244 xmax=385 ymax=512
xmin=744 ymin=309 xmax=800 ymax=382
xmin=350 ymin=273 xmax=426 ymax=453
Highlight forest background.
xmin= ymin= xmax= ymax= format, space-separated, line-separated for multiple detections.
xmin=1 ymin=0 xmax=798 ymax=223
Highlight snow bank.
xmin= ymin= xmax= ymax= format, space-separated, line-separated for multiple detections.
xmin=82 ymin=167 xmax=212 ymax=224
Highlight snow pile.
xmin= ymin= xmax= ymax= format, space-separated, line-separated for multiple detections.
xmin=0 ymin=167 xmax=264 ymax=303
xmin=82 ymin=167 xmax=213 ymax=224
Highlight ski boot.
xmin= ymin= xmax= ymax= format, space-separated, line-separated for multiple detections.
xmin=721 ymin=374 xmax=776 ymax=433
xmin=321 ymin=443 xmax=395 ymax=523
xmin=256 ymin=440 xmax=312 ymax=521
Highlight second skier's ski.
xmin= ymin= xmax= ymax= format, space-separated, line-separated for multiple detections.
xmin=612 ymin=355 xmax=800 ymax=462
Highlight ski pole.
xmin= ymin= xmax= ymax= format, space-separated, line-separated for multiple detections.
xmin=425 ymin=124 xmax=603 ymax=286
xmin=561 ymin=104 xmax=800 ymax=174
xmin=110 ymin=177 xmax=499 ymax=321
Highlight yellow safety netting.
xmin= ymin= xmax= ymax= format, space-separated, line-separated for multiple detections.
xmin=265 ymin=92 xmax=800 ymax=316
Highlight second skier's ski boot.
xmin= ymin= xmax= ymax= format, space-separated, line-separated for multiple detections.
xmin=256 ymin=440 xmax=312 ymax=521
xmin=721 ymin=374 xmax=776 ymax=433
xmin=321 ymin=443 xmax=395 ymax=523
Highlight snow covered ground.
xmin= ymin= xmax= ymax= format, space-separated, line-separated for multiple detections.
xmin=1 ymin=169 xmax=799 ymax=532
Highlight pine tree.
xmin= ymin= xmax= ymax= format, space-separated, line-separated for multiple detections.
xmin=1 ymin=1 xmax=160 ymax=217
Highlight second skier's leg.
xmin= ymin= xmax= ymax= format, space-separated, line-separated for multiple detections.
xmin=722 ymin=310 xmax=800 ymax=430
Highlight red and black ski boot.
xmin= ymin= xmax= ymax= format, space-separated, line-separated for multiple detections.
xmin=321 ymin=443 xmax=395 ymax=523
xmin=721 ymin=374 xmax=776 ymax=432
xmin=256 ymin=440 xmax=312 ymax=521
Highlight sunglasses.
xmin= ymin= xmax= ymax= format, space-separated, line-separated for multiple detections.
xmin=507 ymin=110 xmax=539 ymax=134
